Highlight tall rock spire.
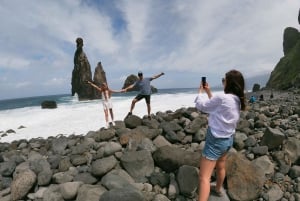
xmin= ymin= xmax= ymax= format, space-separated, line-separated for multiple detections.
xmin=71 ymin=37 xmax=93 ymax=100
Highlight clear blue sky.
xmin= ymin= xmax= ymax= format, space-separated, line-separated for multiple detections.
xmin=0 ymin=0 xmax=299 ymax=100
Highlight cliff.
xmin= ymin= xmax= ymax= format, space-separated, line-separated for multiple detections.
xmin=266 ymin=11 xmax=300 ymax=90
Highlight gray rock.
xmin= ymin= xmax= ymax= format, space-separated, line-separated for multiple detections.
xmin=226 ymin=152 xmax=265 ymax=201
xmin=91 ymin=155 xmax=118 ymax=177
xmin=289 ymin=165 xmax=300 ymax=179
xmin=149 ymin=172 xmax=170 ymax=188
xmin=152 ymin=135 xmax=172 ymax=148
xmin=93 ymin=129 xmax=116 ymax=142
xmin=0 ymin=161 xmax=16 ymax=176
xmin=124 ymin=115 xmax=142 ymax=129
xmin=283 ymin=137 xmax=300 ymax=164
xmin=76 ymin=184 xmax=106 ymax=201
xmin=267 ymin=184 xmax=284 ymax=201
xmin=37 ymin=169 xmax=52 ymax=186
xmin=43 ymin=184 xmax=64 ymax=201
xmin=103 ymin=142 xmax=122 ymax=156
xmin=52 ymin=171 xmax=75 ymax=184
xmin=70 ymin=154 xmax=87 ymax=166
xmin=11 ymin=169 xmax=36 ymax=201
xmin=168 ymin=173 xmax=179 ymax=199
xmin=252 ymin=155 xmax=275 ymax=175
xmin=153 ymin=194 xmax=171 ymax=201
xmin=184 ymin=117 xmax=207 ymax=134
xmin=160 ymin=121 xmax=182 ymax=133
xmin=30 ymin=158 xmax=51 ymax=174
xmin=99 ymin=186 xmax=144 ymax=201
xmin=120 ymin=150 xmax=154 ymax=182
xmin=251 ymin=145 xmax=269 ymax=156
xmin=261 ymin=127 xmax=285 ymax=150
xmin=101 ymin=172 xmax=135 ymax=190
xmin=73 ymin=172 xmax=98 ymax=184
xmin=59 ymin=181 xmax=83 ymax=200
xmin=51 ymin=137 xmax=69 ymax=155
xmin=176 ymin=165 xmax=198 ymax=198
xmin=153 ymin=146 xmax=201 ymax=172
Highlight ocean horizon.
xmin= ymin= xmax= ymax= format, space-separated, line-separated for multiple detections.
xmin=1 ymin=87 xmax=224 ymax=143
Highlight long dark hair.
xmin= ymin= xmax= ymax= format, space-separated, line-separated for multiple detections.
xmin=224 ymin=70 xmax=246 ymax=110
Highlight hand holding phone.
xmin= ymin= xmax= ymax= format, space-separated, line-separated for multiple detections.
xmin=201 ymin=76 xmax=206 ymax=86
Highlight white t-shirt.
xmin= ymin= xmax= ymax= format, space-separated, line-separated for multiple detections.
xmin=194 ymin=92 xmax=240 ymax=138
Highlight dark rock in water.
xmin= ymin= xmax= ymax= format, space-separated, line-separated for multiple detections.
xmin=122 ymin=74 xmax=139 ymax=92
xmin=252 ymin=83 xmax=260 ymax=92
xmin=41 ymin=100 xmax=57 ymax=109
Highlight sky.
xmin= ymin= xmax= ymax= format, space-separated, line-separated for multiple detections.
xmin=0 ymin=0 xmax=299 ymax=100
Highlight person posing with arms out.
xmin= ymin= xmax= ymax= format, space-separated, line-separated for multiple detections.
xmin=87 ymin=81 xmax=124 ymax=128
xmin=194 ymin=70 xmax=246 ymax=201
xmin=123 ymin=71 xmax=164 ymax=119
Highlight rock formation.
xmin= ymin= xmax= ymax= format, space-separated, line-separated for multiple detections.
xmin=92 ymin=62 xmax=107 ymax=99
xmin=71 ymin=37 xmax=94 ymax=100
xmin=298 ymin=8 xmax=300 ymax=25
xmin=122 ymin=74 xmax=158 ymax=93
xmin=71 ymin=38 xmax=108 ymax=100
xmin=266 ymin=11 xmax=300 ymax=90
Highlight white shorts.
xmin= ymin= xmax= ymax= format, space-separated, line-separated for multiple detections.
xmin=102 ymin=100 xmax=113 ymax=110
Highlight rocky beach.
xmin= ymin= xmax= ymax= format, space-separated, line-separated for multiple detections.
xmin=0 ymin=89 xmax=300 ymax=201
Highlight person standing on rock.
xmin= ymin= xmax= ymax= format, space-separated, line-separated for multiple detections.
xmin=123 ymin=71 xmax=164 ymax=119
xmin=87 ymin=81 xmax=124 ymax=128
xmin=194 ymin=70 xmax=246 ymax=201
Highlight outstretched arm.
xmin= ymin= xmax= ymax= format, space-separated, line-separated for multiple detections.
xmin=109 ymin=88 xmax=126 ymax=93
xmin=151 ymin=72 xmax=164 ymax=81
xmin=87 ymin=81 xmax=102 ymax=92
xmin=123 ymin=84 xmax=135 ymax=92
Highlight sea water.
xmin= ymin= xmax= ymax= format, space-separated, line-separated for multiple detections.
xmin=1 ymin=88 xmax=217 ymax=143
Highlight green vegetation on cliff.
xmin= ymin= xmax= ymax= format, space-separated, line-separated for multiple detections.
xmin=266 ymin=27 xmax=300 ymax=90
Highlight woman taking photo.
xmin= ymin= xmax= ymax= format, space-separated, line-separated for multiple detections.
xmin=194 ymin=69 xmax=246 ymax=200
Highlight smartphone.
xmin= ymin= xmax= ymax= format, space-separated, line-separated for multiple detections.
xmin=201 ymin=76 xmax=206 ymax=86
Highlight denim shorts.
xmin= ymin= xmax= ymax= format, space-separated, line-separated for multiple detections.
xmin=202 ymin=127 xmax=233 ymax=161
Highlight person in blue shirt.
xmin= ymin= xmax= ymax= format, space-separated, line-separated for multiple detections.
xmin=249 ymin=95 xmax=256 ymax=103
xmin=124 ymin=71 xmax=164 ymax=119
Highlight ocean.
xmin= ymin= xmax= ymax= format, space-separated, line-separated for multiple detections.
xmin=1 ymin=88 xmax=219 ymax=143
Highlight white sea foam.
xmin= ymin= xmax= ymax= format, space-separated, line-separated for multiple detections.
xmin=0 ymin=92 xmax=197 ymax=143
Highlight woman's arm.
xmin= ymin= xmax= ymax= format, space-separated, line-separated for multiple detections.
xmin=109 ymin=88 xmax=126 ymax=93
xmin=87 ymin=81 xmax=102 ymax=92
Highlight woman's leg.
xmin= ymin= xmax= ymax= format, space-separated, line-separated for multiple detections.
xmin=215 ymin=153 xmax=227 ymax=192
xmin=109 ymin=108 xmax=114 ymax=121
xmin=103 ymin=109 xmax=109 ymax=123
xmin=198 ymin=156 xmax=216 ymax=201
